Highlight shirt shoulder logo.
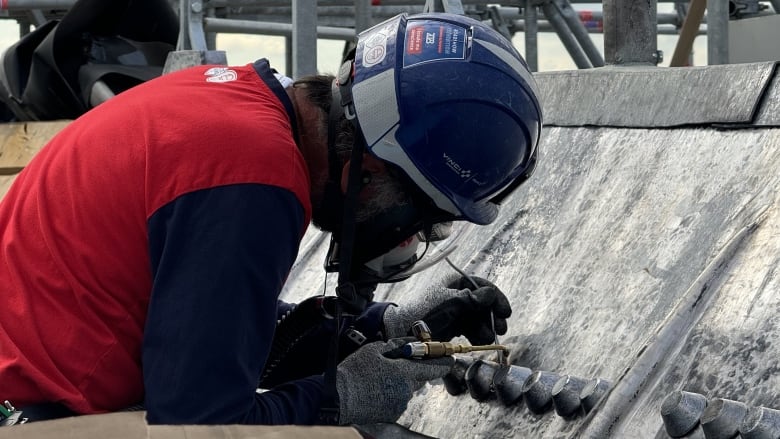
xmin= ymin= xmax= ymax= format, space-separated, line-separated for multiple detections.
xmin=204 ymin=67 xmax=237 ymax=83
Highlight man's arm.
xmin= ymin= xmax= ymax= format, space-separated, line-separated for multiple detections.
xmin=144 ymin=183 xmax=321 ymax=424
xmin=262 ymin=300 xmax=390 ymax=389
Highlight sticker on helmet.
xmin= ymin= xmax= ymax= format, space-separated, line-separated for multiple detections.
xmin=363 ymin=32 xmax=388 ymax=67
xmin=403 ymin=22 xmax=466 ymax=68
xmin=361 ymin=19 xmax=401 ymax=68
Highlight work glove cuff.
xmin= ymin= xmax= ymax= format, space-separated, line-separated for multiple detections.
xmin=382 ymin=304 xmax=411 ymax=340
xmin=335 ymin=339 xmax=453 ymax=426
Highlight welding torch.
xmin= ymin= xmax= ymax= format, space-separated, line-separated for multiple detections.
xmin=443 ymin=258 xmax=509 ymax=365
xmin=401 ymin=320 xmax=509 ymax=360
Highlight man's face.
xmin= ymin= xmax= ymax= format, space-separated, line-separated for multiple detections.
xmin=311 ymin=159 xmax=410 ymax=233
xmin=353 ymin=169 xmax=409 ymax=222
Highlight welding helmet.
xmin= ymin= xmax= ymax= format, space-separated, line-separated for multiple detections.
xmin=327 ymin=12 xmax=541 ymax=289
xmin=349 ymin=12 xmax=542 ymax=224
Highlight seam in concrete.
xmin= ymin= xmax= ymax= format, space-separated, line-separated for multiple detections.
xmin=574 ymin=204 xmax=771 ymax=438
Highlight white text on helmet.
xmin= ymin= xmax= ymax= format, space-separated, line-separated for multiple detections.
xmin=443 ymin=152 xmax=472 ymax=179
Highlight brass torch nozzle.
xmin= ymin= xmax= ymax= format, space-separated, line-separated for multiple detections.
xmin=403 ymin=341 xmax=509 ymax=359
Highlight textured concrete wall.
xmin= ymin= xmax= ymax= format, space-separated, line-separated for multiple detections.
xmin=280 ymin=64 xmax=780 ymax=438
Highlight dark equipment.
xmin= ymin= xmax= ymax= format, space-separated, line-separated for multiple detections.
xmin=0 ymin=0 xmax=178 ymax=121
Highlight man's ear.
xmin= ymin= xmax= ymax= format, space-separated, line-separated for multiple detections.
xmin=340 ymin=153 xmax=386 ymax=194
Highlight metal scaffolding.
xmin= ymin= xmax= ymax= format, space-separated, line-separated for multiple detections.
xmin=0 ymin=0 xmax=778 ymax=74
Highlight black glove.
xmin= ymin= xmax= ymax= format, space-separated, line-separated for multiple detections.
xmin=383 ymin=275 xmax=512 ymax=345
xmin=336 ymin=338 xmax=454 ymax=425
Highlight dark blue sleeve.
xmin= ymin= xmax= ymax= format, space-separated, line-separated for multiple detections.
xmin=275 ymin=299 xmax=389 ymax=343
xmin=144 ymin=183 xmax=324 ymax=425
xmin=261 ymin=300 xmax=391 ymax=389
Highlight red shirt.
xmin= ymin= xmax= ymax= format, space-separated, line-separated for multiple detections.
xmin=0 ymin=61 xmax=311 ymax=414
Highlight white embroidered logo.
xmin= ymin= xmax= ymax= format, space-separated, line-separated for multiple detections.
xmin=204 ymin=67 xmax=237 ymax=83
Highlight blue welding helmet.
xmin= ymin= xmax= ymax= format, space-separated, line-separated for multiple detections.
xmin=349 ymin=12 xmax=543 ymax=225
xmin=325 ymin=12 xmax=542 ymax=295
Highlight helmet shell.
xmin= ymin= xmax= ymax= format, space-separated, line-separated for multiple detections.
xmin=351 ymin=13 xmax=543 ymax=225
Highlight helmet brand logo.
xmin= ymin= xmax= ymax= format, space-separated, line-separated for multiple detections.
xmin=204 ymin=67 xmax=237 ymax=83
xmin=443 ymin=152 xmax=472 ymax=179
xmin=363 ymin=31 xmax=389 ymax=67
xmin=403 ymin=22 xmax=466 ymax=68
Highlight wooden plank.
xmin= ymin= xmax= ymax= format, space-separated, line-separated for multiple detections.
xmin=670 ymin=0 xmax=707 ymax=67
xmin=1 ymin=175 xmax=16 ymax=199
xmin=0 ymin=120 xmax=70 ymax=175
xmin=2 ymin=411 xmax=363 ymax=439
xmin=0 ymin=120 xmax=69 ymax=200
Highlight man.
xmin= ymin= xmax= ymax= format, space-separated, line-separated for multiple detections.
xmin=0 ymin=13 xmax=542 ymax=426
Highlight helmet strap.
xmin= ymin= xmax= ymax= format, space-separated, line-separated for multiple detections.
xmin=310 ymin=80 xmax=348 ymax=233
xmin=334 ymin=120 xmax=370 ymax=314
xmin=319 ymin=55 xmax=367 ymax=426
xmin=316 ymin=56 xmax=373 ymax=314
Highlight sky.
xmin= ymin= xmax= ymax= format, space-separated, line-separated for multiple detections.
xmin=0 ymin=4 xmax=708 ymax=78
xmin=211 ymin=3 xmax=708 ymax=75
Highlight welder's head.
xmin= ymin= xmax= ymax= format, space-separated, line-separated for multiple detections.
xmin=319 ymin=12 xmax=543 ymax=286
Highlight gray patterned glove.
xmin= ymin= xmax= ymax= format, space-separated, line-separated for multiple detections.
xmin=336 ymin=338 xmax=454 ymax=425
xmin=383 ymin=274 xmax=512 ymax=345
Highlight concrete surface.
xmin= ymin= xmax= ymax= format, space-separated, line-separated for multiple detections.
xmin=281 ymin=61 xmax=780 ymax=438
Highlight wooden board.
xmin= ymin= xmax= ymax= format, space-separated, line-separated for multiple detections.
xmin=0 ymin=120 xmax=69 ymax=199
xmin=0 ymin=120 xmax=69 ymax=175
xmin=2 ymin=411 xmax=363 ymax=439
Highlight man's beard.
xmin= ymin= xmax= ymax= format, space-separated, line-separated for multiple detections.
xmin=311 ymin=173 xmax=408 ymax=233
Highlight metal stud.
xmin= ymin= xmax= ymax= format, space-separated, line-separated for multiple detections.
xmin=522 ymin=370 xmax=561 ymax=414
xmin=493 ymin=364 xmax=533 ymax=406
xmin=580 ymin=378 xmax=612 ymax=415
xmin=740 ymin=406 xmax=780 ymax=439
xmin=660 ymin=391 xmax=708 ymax=438
xmin=551 ymin=375 xmax=589 ymax=418
xmin=465 ymin=359 xmax=499 ymax=402
xmin=443 ymin=355 xmax=475 ymax=396
xmin=699 ymin=397 xmax=748 ymax=439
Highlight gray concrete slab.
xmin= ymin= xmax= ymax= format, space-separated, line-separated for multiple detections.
xmin=535 ymin=62 xmax=777 ymax=127
xmin=280 ymin=65 xmax=780 ymax=438
xmin=281 ymin=124 xmax=780 ymax=438
xmin=755 ymin=67 xmax=780 ymax=126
